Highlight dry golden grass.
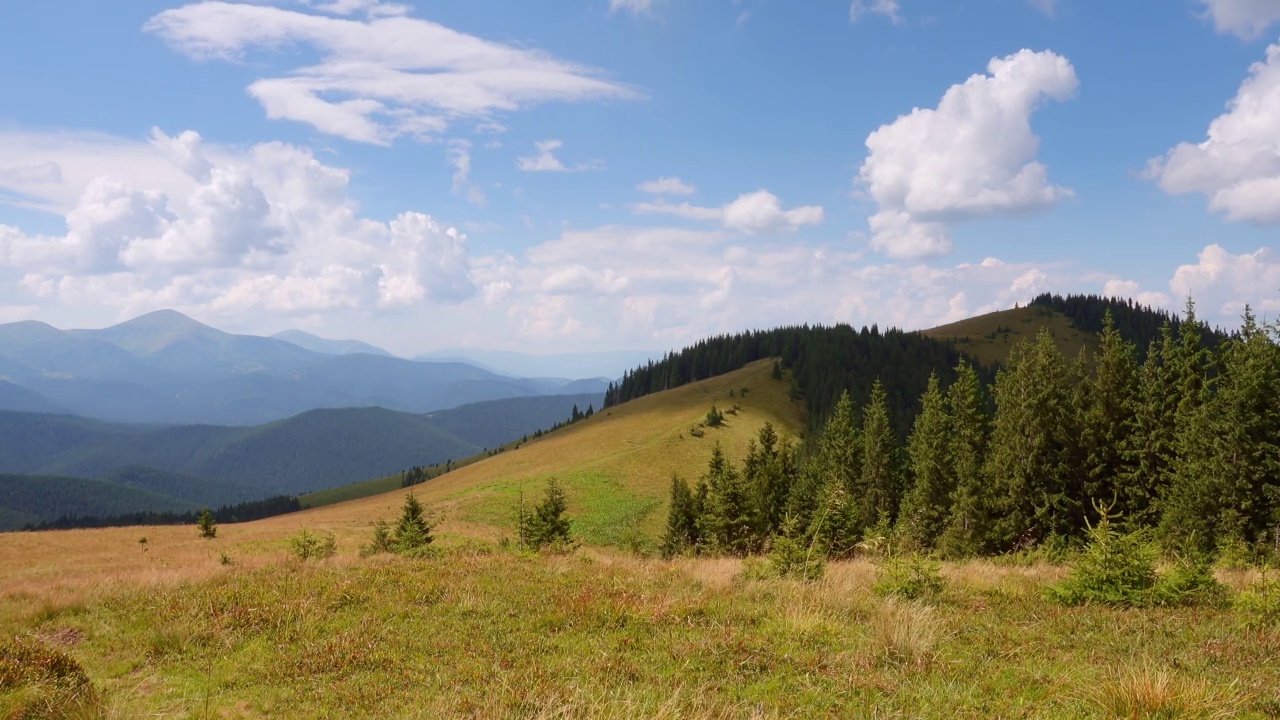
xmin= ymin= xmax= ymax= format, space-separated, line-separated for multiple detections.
xmin=1081 ymin=664 xmax=1251 ymax=720
xmin=922 ymin=304 xmax=1092 ymax=366
xmin=868 ymin=597 xmax=941 ymax=667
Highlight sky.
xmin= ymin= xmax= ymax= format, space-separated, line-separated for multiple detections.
xmin=0 ymin=0 xmax=1278 ymax=356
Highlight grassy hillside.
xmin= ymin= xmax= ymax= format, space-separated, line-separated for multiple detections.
xmin=921 ymin=304 xmax=1094 ymax=366
xmin=0 ymin=359 xmax=1276 ymax=717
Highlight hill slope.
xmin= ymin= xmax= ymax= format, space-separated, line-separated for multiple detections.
xmin=921 ymin=304 xmax=1091 ymax=366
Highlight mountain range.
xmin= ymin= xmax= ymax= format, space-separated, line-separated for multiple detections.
xmin=0 ymin=310 xmax=610 ymax=425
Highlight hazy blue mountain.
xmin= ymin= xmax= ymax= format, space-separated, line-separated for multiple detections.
xmin=0 ymin=380 xmax=64 ymax=413
xmin=272 ymin=329 xmax=393 ymax=357
xmin=0 ymin=310 xmax=607 ymax=424
xmin=414 ymin=348 xmax=658 ymax=381
xmin=0 ymin=391 xmax=603 ymax=500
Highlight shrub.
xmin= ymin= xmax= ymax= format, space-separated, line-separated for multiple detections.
xmin=0 ymin=636 xmax=91 ymax=690
xmin=873 ymin=553 xmax=944 ymax=600
xmin=705 ymin=406 xmax=724 ymax=427
xmin=360 ymin=520 xmax=395 ymax=557
xmin=1047 ymin=509 xmax=1157 ymax=607
xmin=1149 ymin=554 xmax=1228 ymax=608
xmin=766 ymin=525 xmax=825 ymax=581
xmin=1234 ymin=569 xmax=1280 ymax=630
xmin=289 ymin=529 xmax=338 ymax=561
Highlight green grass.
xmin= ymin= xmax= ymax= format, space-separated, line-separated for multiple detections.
xmin=2 ymin=548 xmax=1277 ymax=719
xmin=455 ymin=470 xmax=663 ymax=547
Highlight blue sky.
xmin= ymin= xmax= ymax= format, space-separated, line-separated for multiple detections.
xmin=0 ymin=0 xmax=1278 ymax=356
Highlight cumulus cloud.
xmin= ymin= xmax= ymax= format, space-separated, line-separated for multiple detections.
xmin=144 ymin=2 xmax=636 ymax=144
xmin=1170 ymin=244 xmax=1280 ymax=318
xmin=638 ymin=176 xmax=696 ymax=196
xmin=631 ymin=189 xmax=824 ymax=234
xmin=1200 ymin=0 xmax=1280 ymax=40
xmin=516 ymin=140 xmax=603 ymax=173
xmin=1145 ymin=42 xmax=1280 ymax=224
xmin=0 ymin=128 xmax=476 ymax=319
xmin=857 ymin=49 xmax=1079 ymax=258
xmin=850 ymin=0 xmax=900 ymax=24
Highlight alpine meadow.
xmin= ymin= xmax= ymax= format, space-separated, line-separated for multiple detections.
xmin=3 ymin=1 xmax=1280 ymax=718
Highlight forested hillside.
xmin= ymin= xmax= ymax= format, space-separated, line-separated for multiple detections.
xmin=604 ymin=325 xmax=985 ymax=438
xmin=663 ymin=304 xmax=1280 ymax=561
xmin=0 ymin=474 xmax=198 ymax=530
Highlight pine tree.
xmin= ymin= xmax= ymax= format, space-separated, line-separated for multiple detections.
xmin=1163 ymin=307 xmax=1280 ymax=555
xmin=1122 ymin=325 xmax=1179 ymax=527
xmin=1079 ymin=311 xmax=1139 ymax=522
xmin=196 ymin=508 xmax=217 ymax=539
xmin=938 ymin=359 xmax=990 ymax=557
xmin=660 ymin=474 xmax=701 ymax=558
xmin=393 ymin=493 xmax=433 ymax=552
xmin=744 ymin=423 xmax=794 ymax=539
xmin=984 ymin=329 xmax=1077 ymax=551
xmin=520 ymin=479 xmax=573 ymax=549
xmin=855 ymin=380 xmax=903 ymax=538
xmin=897 ymin=373 xmax=953 ymax=550
xmin=700 ymin=443 xmax=758 ymax=555
xmin=801 ymin=391 xmax=863 ymax=556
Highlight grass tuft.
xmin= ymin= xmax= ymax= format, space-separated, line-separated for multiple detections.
xmin=1081 ymin=665 xmax=1250 ymax=720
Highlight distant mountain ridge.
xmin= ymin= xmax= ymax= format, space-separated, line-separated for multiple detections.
xmin=0 ymin=391 xmax=603 ymax=530
xmin=0 ymin=310 xmax=608 ymax=425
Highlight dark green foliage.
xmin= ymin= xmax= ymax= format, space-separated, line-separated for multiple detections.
xmin=519 ymin=479 xmax=574 ymax=551
xmin=604 ymin=325 xmax=985 ymax=440
xmin=196 ymin=508 xmax=217 ymax=539
xmin=660 ymin=475 xmax=701 ymax=558
xmin=27 ymin=494 xmax=302 ymax=532
xmin=938 ymin=360 xmax=991 ymax=557
xmin=745 ymin=423 xmax=795 ymax=539
xmin=393 ymin=493 xmax=434 ymax=553
xmin=705 ymin=405 xmax=724 ymax=427
xmin=897 ymin=374 xmax=952 ymax=550
xmin=699 ymin=444 xmax=759 ymax=555
xmin=766 ymin=528 xmax=825 ymax=581
xmin=1030 ymin=292 xmax=1229 ymax=360
xmin=856 ymin=381 xmax=904 ymax=537
xmin=801 ymin=391 xmax=861 ymax=556
xmin=1078 ymin=312 xmax=1139 ymax=524
xmin=984 ymin=329 xmax=1080 ymax=550
xmin=0 ymin=473 xmax=199 ymax=531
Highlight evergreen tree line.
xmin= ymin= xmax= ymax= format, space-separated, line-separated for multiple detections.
xmin=1030 ymin=292 xmax=1230 ymax=359
xmin=605 ymin=325 xmax=988 ymax=440
xmin=665 ymin=305 xmax=1280 ymax=562
xmin=24 ymin=494 xmax=303 ymax=531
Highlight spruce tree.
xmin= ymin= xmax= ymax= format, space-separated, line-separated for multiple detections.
xmin=897 ymin=373 xmax=953 ymax=550
xmin=660 ymin=474 xmax=701 ymax=557
xmin=855 ymin=380 xmax=903 ymax=538
xmin=1122 ymin=325 xmax=1179 ymax=527
xmin=744 ymin=423 xmax=793 ymax=539
xmin=1080 ymin=311 xmax=1139 ymax=522
xmin=938 ymin=359 xmax=990 ymax=557
xmin=197 ymin=508 xmax=217 ymax=539
xmin=802 ymin=391 xmax=863 ymax=557
xmin=984 ymin=329 xmax=1077 ymax=550
xmin=393 ymin=493 xmax=434 ymax=552
xmin=699 ymin=443 xmax=757 ymax=555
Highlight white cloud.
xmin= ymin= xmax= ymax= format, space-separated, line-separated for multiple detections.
xmin=447 ymin=140 xmax=486 ymax=207
xmin=1146 ymin=42 xmax=1280 ymax=225
xmin=857 ymin=49 xmax=1079 ymax=258
xmin=1170 ymin=244 xmax=1280 ymax=319
xmin=850 ymin=0 xmax=900 ymax=24
xmin=631 ymin=189 xmax=824 ymax=234
xmin=516 ymin=140 xmax=604 ymax=173
xmin=610 ymin=0 xmax=657 ymax=16
xmin=1200 ymin=0 xmax=1280 ymax=40
xmin=638 ymin=176 xmax=696 ymax=196
xmin=0 ymin=128 xmax=476 ymax=320
xmin=1102 ymin=278 xmax=1172 ymax=310
xmin=144 ymin=2 xmax=636 ymax=144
